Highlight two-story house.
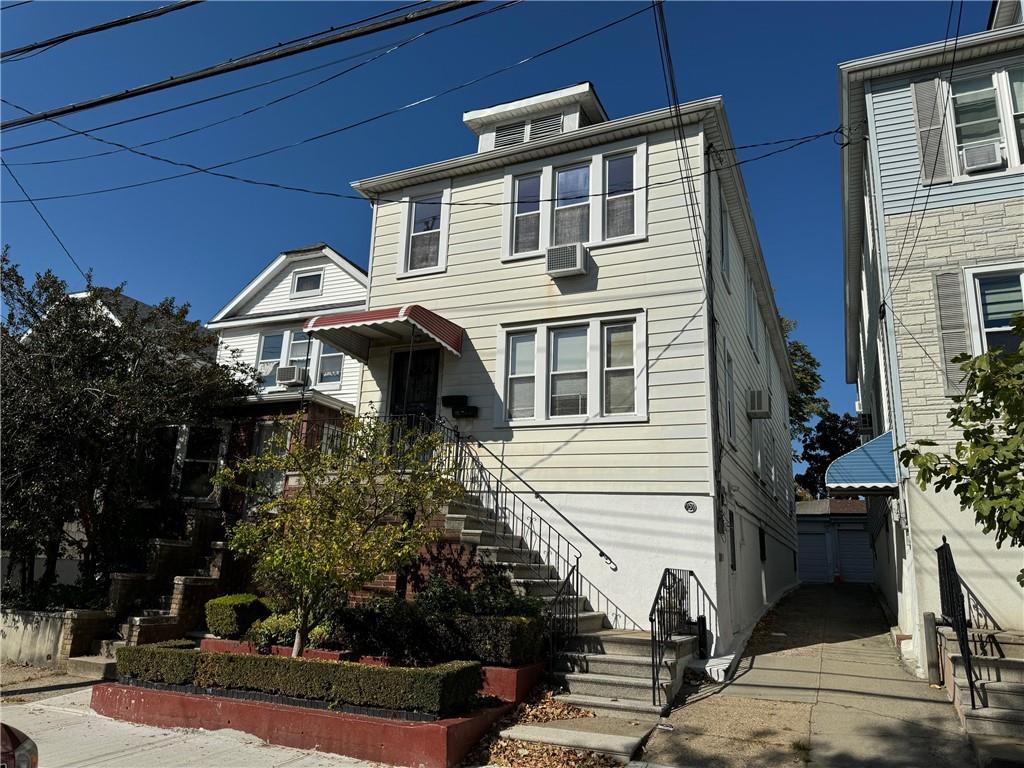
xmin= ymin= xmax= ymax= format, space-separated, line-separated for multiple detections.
xmin=305 ymin=83 xmax=799 ymax=689
xmin=207 ymin=243 xmax=368 ymax=480
xmin=834 ymin=2 xmax=1023 ymax=713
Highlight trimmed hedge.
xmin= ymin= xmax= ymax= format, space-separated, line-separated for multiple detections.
xmin=456 ymin=615 xmax=545 ymax=667
xmin=205 ymin=594 xmax=270 ymax=639
xmin=116 ymin=645 xmax=480 ymax=716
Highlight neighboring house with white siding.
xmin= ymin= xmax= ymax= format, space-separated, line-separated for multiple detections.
xmin=305 ymin=83 xmax=798 ymax=667
xmin=834 ymin=13 xmax=1023 ymax=678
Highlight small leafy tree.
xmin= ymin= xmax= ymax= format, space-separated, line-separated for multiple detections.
xmin=217 ymin=414 xmax=461 ymax=656
xmin=782 ymin=318 xmax=829 ymax=451
xmin=899 ymin=315 xmax=1024 ymax=587
xmin=796 ymin=411 xmax=861 ymax=499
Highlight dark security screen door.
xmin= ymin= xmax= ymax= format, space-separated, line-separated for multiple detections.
xmin=390 ymin=348 xmax=440 ymax=421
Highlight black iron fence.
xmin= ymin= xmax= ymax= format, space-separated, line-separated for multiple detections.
xmin=649 ymin=568 xmax=708 ymax=708
xmin=936 ymin=536 xmax=976 ymax=710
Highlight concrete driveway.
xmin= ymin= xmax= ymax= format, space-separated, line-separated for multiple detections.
xmin=641 ymin=584 xmax=974 ymax=768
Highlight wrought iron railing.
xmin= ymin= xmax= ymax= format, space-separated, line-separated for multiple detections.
xmin=549 ymin=564 xmax=581 ymax=657
xmin=936 ymin=537 xmax=976 ymax=709
xmin=648 ymin=568 xmax=709 ymax=708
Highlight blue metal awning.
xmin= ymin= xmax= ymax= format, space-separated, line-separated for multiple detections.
xmin=825 ymin=430 xmax=899 ymax=496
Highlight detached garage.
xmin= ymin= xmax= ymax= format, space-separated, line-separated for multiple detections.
xmin=796 ymin=500 xmax=872 ymax=583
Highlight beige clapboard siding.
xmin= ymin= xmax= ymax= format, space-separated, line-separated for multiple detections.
xmin=235 ymin=254 xmax=365 ymax=317
xmin=360 ymin=127 xmax=713 ymax=495
xmin=707 ymin=169 xmax=795 ymax=549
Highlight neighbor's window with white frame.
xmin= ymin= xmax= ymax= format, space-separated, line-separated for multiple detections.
xmin=257 ymin=332 xmax=284 ymax=387
xmin=291 ymin=268 xmax=323 ymax=298
xmin=497 ymin=313 xmax=647 ymax=425
xmin=318 ymin=340 xmax=345 ymax=385
xmin=256 ymin=329 xmax=344 ymax=388
xmin=946 ymin=67 xmax=1024 ymax=176
xmin=965 ymin=264 xmax=1024 ymax=355
xmin=500 ymin=140 xmax=647 ymax=261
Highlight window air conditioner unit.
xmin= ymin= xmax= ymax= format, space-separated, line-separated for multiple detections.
xmin=276 ymin=366 xmax=308 ymax=387
xmin=747 ymin=389 xmax=771 ymax=419
xmin=961 ymin=142 xmax=1003 ymax=174
xmin=546 ymin=243 xmax=587 ymax=278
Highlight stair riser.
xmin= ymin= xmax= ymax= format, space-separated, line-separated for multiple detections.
xmin=66 ymin=658 xmax=116 ymax=680
xmin=957 ymin=681 xmax=1024 ymax=711
xmin=952 ymin=658 xmax=1024 ymax=683
xmin=575 ymin=703 xmax=666 ymax=720
xmin=566 ymin=636 xmax=695 ymax=660
xmin=576 ymin=614 xmax=608 ymax=634
xmin=513 ymin=580 xmax=565 ymax=597
xmin=554 ymin=656 xmax=675 ymax=681
xmin=561 ymin=675 xmax=663 ymax=702
xmin=984 ymin=689 xmax=1024 ymax=709
xmin=542 ymin=596 xmax=589 ymax=612
xmin=476 ymin=547 xmax=541 ymax=565
xmin=964 ymin=714 xmax=1024 ymax=738
xmin=461 ymin=531 xmax=528 ymax=550
xmin=444 ymin=516 xmax=511 ymax=535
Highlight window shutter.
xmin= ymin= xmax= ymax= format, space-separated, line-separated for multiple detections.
xmin=933 ymin=271 xmax=970 ymax=396
xmin=494 ymin=121 xmax=526 ymax=149
xmin=911 ymin=78 xmax=952 ymax=185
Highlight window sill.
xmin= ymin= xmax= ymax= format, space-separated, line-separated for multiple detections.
xmin=396 ymin=265 xmax=446 ymax=279
xmin=501 ymin=249 xmax=544 ymax=263
xmin=947 ymin=164 xmax=1024 ymax=186
xmin=586 ymin=234 xmax=648 ymax=251
xmin=290 ymin=290 xmax=323 ymax=300
xmin=500 ymin=413 xmax=649 ymax=429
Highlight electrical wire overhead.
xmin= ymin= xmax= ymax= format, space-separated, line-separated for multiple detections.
xmin=1 ymin=1 xmax=477 ymax=130
xmin=2 ymin=1 xmax=204 ymax=62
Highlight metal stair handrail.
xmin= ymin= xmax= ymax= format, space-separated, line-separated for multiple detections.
xmin=936 ymin=537 xmax=977 ymax=710
xmin=649 ymin=568 xmax=690 ymax=707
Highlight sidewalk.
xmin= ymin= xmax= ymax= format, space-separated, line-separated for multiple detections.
xmin=0 ymin=687 xmax=381 ymax=768
xmin=640 ymin=584 xmax=975 ymax=768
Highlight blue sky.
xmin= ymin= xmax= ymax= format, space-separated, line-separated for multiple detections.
xmin=1 ymin=1 xmax=990 ymax=414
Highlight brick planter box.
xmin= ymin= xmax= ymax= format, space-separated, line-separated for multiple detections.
xmin=92 ymin=682 xmax=509 ymax=768
xmin=199 ymin=637 xmax=352 ymax=662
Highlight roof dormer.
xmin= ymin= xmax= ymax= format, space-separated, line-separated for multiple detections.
xmin=462 ymin=82 xmax=608 ymax=153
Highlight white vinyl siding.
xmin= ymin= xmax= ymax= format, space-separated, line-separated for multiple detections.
xmin=232 ymin=255 xmax=365 ymax=317
xmin=725 ymin=349 xmax=736 ymax=443
xmin=719 ymin=182 xmax=731 ymax=290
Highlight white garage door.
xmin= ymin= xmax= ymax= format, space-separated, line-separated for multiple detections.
xmin=798 ymin=532 xmax=829 ymax=583
xmin=838 ymin=528 xmax=873 ymax=583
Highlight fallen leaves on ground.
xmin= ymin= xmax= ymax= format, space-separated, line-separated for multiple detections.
xmin=462 ymin=688 xmax=615 ymax=767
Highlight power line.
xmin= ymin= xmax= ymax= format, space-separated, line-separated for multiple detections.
xmin=1 ymin=160 xmax=88 ymax=280
xmin=1 ymin=4 xmax=653 ymax=203
xmin=3 ymin=1 xmax=521 ymax=167
xmin=885 ymin=0 xmax=964 ymax=303
xmin=2 ymin=122 xmax=840 ymax=207
xmin=1 ymin=1 xmax=477 ymax=130
xmin=1 ymin=1 xmax=33 ymax=12
xmin=2 ymin=1 xmax=204 ymax=61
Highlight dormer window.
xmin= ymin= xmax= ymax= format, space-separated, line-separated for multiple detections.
xmin=291 ymin=268 xmax=323 ymax=298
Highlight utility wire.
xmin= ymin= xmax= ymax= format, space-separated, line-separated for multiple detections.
xmin=1 ymin=160 xmax=88 ymax=280
xmin=884 ymin=0 xmax=963 ymax=303
xmin=1 ymin=1 xmax=477 ymax=130
xmin=1 ymin=4 xmax=653 ymax=203
xmin=2 ymin=1 xmax=204 ymax=61
xmin=2 ymin=123 xmax=841 ymax=206
xmin=1 ymin=1 xmax=34 ymax=12
xmin=4 ymin=1 xmax=521 ymax=167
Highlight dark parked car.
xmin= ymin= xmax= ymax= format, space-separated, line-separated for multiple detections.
xmin=0 ymin=723 xmax=37 ymax=768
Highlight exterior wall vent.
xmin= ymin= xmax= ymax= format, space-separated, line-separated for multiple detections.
xmin=528 ymin=113 xmax=563 ymax=140
xmin=747 ymin=389 xmax=771 ymax=419
xmin=276 ymin=366 xmax=308 ymax=387
xmin=546 ymin=243 xmax=587 ymax=278
xmin=494 ymin=121 xmax=526 ymax=149
xmin=961 ymin=141 xmax=1003 ymax=173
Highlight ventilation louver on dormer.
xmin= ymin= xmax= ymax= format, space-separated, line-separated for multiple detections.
xmin=528 ymin=113 xmax=563 ymax=140
xmin=494 ymin=121 xmax=527 ymax=149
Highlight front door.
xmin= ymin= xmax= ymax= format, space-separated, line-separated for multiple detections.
xmin=389 ymin=348 xmax=440 ymax=422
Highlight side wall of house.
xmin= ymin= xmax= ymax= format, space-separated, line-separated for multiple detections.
xmin=359 ymin=124 xmax=719 ymax=631
xmin=706 ymin=167 xmax=798 ymax=643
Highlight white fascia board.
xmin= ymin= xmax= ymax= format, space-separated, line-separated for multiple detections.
xmin=206 ymin=304 xmax=362 ymax=330
xmin=318 ymin=244 xmax=368 ymax=289
xmin=461 ymin=83 xmax=605 ymax=131
xmin=209 ymin=253 xmax=288 ymax=324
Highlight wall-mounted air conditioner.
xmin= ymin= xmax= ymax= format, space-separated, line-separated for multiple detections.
xmin=276 ymin=366 xmax=308 ymax=387
xmin=961 ymin=141 xmax=1003 ymax=174
xmin=546 ymin=243 xmax=587 ymax=278
xmin=747 ymin=389 xmax=771 ymax=419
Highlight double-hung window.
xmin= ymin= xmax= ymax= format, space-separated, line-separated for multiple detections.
xmin=604 ymin=154 xmax=635 ymax=239
xmin=549 ymin=325 xmax=588 ymax=416
xmin=318 ymin=341 xmax=345 ymax=384
xmin=258 ymin=332 xmax=284 ymax=387
xmin=506 ymin=332 xmax=536 ymax=420
xmin=408 ymin=195 xmax=443 ymax=271
xmin=1010 ymin=68 xmax=1024 ymax=160
xmin=951 ymin=74 xmax=1006 ymax=172
xmin=513 ymin=174 xmax=541 ymax=255
xmin=966 ymin=265 xmax=1024 ymax=355
xmin=498 ymin=313 xmax=647 ymax=425
xmin=553 ymin=165 xmax=590 ymax=246
xmin=288 ymin=330 xmax=311 ymax=369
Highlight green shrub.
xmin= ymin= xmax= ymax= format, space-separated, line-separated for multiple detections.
xmin=455 ymin=615 xmax=546 ymax=666
xmin=334 ymin=598 xmax=428 ymax=663
xmin=117 ymin=644 xmax=199 ymax=685
xmin=205 ymin=594 xmax=270 ymax=639
xmin=248 ymin=612 xmax=297 ymax=652
xmin=118 ymin=645 xmax=480 ymax=715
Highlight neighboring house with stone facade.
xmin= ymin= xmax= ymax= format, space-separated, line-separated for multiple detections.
xmin=834 ymin=12 xmax=1023 ymax=676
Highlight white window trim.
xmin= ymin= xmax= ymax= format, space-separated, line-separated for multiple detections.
xmin=396 ymin=181 xmax=452 ymax=278
xmin=963 ymin=261 xmax=1024 ymax=355
xmin=494 ymin=311 xmax=648 ymax=428
xmin=499 ymin=138 xmax=648 ymax=262
xmin=316 ymin=342 xmax=346 ymax=388
xmin=257 ymin=328 xmax=343 ymax=392
xmin=941 ymin=61 xmax=1024 ymax=184
xmin=290 ymin=267 xmax=324 ymax=299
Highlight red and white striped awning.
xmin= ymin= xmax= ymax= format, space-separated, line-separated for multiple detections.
xmin=304 ymin=304 xmax=463 ymax=363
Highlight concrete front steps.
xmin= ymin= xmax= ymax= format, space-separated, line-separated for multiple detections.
xmin=66 ymin=655 xmax=117 ymax=680
xmin=500 ymin=716 xmax=656 ymax=764
xmin=944 ymin=628 xmax=1024 ymax=740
